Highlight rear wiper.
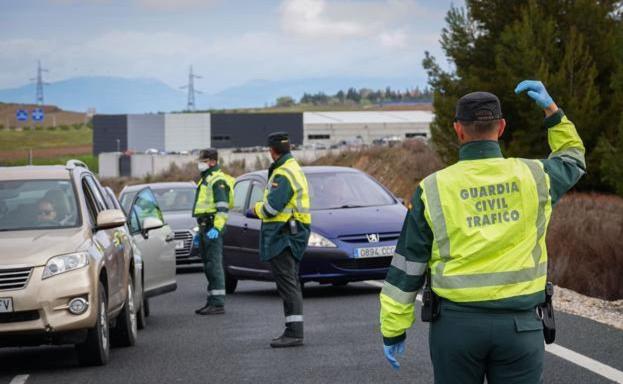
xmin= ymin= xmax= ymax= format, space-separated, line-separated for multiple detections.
xmin=337 ymin=204 xmax=364 ymax=209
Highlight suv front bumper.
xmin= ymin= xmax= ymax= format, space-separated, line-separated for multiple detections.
xmin=0 ymin=265 xmax=98 ymax=344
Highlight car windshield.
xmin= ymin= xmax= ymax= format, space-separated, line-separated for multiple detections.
xmin=0 ymin=179 xmax=80 ymax=231
xmin=120 ymin=187 xmax=195 ymax=213
xmin=307 ymin=172 xmax=395 ymax=210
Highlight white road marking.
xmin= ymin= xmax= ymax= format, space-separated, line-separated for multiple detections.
xmin=546 ymin=343 xmax=623 ymax=383
xmin=9 ymin=375 xmax=29 ymax=384
xmin=364 ymin=280 xmax=623 ymax=383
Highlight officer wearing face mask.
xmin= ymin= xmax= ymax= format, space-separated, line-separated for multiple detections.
xmin=192 ymin=148 xmax=235 ymax=315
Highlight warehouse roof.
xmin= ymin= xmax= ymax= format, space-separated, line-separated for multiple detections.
xmin=303 ymin=111 xmax=434 ymax=125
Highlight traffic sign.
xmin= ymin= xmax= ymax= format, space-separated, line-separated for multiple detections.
xmin=32 ymin=108 xmax=44 ymax=121
xmin=16 ymin=109 xmax=28 ymax=121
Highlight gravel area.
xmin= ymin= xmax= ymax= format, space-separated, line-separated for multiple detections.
xmin=554 ymin=286 xmax=623 ymax=330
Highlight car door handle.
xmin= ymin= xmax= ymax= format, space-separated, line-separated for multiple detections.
xmin=165 ymin=233 xmax=174 ymax=242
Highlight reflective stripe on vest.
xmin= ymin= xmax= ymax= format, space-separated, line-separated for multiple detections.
xmin=262 ymin=158 xmax=311 ymax=224
xmin=421 ymin=157 xmax=552 ymax=303
xmin=194 ymin=170 xmax=229 ymax=215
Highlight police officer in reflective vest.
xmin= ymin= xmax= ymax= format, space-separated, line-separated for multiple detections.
xmin=380 ymin=81 xmax=586 ymax=383
xmin=246 ymin=132 xmax=311 ymax=348
xmin=193 ymin=148 xmax=234 ymax=315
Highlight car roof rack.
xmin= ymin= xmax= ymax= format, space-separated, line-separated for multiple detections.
xmin=66 ymin=159 xmax=89 ymax=170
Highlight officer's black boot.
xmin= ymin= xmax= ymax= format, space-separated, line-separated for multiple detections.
xmin=197 ymin=305 xmax=225 ymax=316
xmin=270 ymin=335 xmax=303 ymax=348
xmin=194 ymin=301 xmax=210 ymax=315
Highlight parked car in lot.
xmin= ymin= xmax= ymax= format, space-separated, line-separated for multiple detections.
xmin=119 ymin=182 xmax=201 ymax=268
xmin=0 ymin=160 xmax=176 ymax=366
xmin=222 ymin=166 xmax=407 ymax=293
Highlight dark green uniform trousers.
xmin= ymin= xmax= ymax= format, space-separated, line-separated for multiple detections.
xmin=200 ymin=231 xmax=225 ymax=307
xmin=269 ymin=248 xmax=303 ymax=338
xmin=429 ymin=304 xmax=544 ymax=384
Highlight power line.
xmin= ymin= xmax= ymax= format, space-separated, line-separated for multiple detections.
xmin=180 ymin=65 xmax=202 ymax=111
xmin=30 ymin=60 xmax=49 ymax=106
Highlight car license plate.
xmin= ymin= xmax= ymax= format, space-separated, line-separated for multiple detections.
xmin=0 ymin=297 xmax=13 ymax=313
xmin=355 ymin=246 xmax=395 ymax=258
xmin=175 ymin=240 xmax=186 ymax=250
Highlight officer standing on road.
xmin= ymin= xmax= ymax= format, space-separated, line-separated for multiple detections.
xmin=246 ymin=132 xmax=311 ymax=348
xmin=193 ymin=148 xmax=234 ymax=316
xmin=379 ymin=81 xmax=586 ymax=383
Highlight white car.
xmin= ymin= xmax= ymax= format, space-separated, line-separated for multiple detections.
xmin=103 ymin=186 xmax=177 ymax=322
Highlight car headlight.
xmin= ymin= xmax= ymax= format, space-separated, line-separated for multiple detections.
xmin=42 ymin=252 xmax=89 ymax=279
xmin=308 ymin=232 xmax=337 ymax=248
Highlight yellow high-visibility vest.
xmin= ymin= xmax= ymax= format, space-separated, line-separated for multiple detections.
xmin=420 ymin=157 xmax=552 ymax=303
xmin=257 ymin=158 xmax=311 ymax=225
xmin=194 ymin=169 xmax=235 ymax=216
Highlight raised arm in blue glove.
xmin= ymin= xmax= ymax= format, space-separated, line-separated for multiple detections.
xmin=206 ymin=228 xmax=219 ymax=240
xmin=383 ymin=340 xmax=405 ymax=370
xmin=514 ymin=80 xmax=555 ymax=109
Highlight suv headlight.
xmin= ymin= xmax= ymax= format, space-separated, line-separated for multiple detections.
xmin=308 ymin=232 xmax=337 ymax=248
xmin=42 ymin=252 xmax=89 ymax=279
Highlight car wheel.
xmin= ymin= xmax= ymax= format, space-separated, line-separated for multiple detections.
xmin=225 ymin=270 xmax=238 ymax=294
xmin=143 ymin=298 xmax=150 ymax=317
xmin=137 ymin=286 xmax=147 ymax=330
xmin=110 ymin=277 xmax=138 ymax=347
xmin=76 ymin=282 xmax=110 ymax=366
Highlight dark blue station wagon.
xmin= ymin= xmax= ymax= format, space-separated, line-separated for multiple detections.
xmin=222 ymin=166 xmax=407 ymax=293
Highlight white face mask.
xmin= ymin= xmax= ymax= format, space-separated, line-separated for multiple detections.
xmin=197 ymin=162 xmax=209 ymax=172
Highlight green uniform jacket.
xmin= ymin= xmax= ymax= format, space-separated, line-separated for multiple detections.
xmin=192 ymin=165 xmax=231 ymax=231
xmin=382 ymin=110 xmax=586 ymax=346
xmin=258 ymin=153 xmax=311 ymax=262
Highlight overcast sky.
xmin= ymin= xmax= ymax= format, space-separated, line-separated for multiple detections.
xmin=0 ymin=0 xmax=462 ymax=92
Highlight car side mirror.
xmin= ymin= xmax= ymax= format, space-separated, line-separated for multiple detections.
xmin=142 ymin=217 xmax=164 ymax=236
xmin=397 ymin=197 xmax=405 ymax=205
xmin=96 ymin=209 xmax=127 ymax=230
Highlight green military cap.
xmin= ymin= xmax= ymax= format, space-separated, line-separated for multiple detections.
xmin=455 ymin=92 xmax=503 ymax=122
xmin=267 ymin=132 xmax=291 ymax=153
xmin=198 ymin=148 xmax=218 ymax=161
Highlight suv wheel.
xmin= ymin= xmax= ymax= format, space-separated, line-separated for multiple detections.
xmin=111 ymin=277 xmax=138 ymax=347
xmin=76 ymin=282 xmax=110 ymax=366
xmin=225 ymin=270 xmax=238 ymax=294
xmin=137 ymin=285 xmax=147 ymax=330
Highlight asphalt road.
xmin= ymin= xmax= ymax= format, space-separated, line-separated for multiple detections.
xmin=1 ymin=272 xmax=622 ymax=384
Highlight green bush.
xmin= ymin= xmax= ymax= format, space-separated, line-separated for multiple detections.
xmin=22 ymin=126 xmax=31 ymax=131
xmin=73 ymin=123 xmax=84 ymax=130
xmin=35 ymin=126 xmax=44 ymax=131
xmin=60 ymin=125 xmax=70 ymax=131
xmin=46 ymin=126 xmax=56 ymax=131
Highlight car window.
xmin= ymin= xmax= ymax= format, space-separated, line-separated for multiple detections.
xmin=81 ymin=179 xmax=100 ymax=224
xmin=307 ymin=172 xmax=395 ymax=210
xmin=103 ymin=187 xmax=120 ymax=210
xmin=152 ymin=187 xmax=195 ymax=212
xmin=0 ymin=179 xmax=80 ymax=231
xmin=119 ymin=191 xmax=137 ymax=214
xmin=83 ymin=175 xmax=107 ymax=212
xmin=248 ymin=183 xmax=264 ymax=210
xmin=130 ymin=188 xmax=164 ymax=225
xmin=232 ymin=180 xmax=251 ymax=213
xmin=128 ymin=208 xmax=141 ymax=234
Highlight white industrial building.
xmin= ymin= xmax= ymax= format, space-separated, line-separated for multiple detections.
xmin=302 ymin=111 xmax=433 ymax=146
xmin=164 ymin=113 xmax=211 ymax=152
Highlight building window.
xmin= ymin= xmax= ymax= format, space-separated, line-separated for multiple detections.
xmin=406 ymin=133 xmax=427 ymax=138
xmin=212 ymin=135 xmax=231 ymax=141
xmin=308 ymin=134 xmax=330 ymax=140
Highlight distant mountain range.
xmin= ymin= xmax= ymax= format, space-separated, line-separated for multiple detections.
xmin=0 ymin=75 xmax=428 ymax=114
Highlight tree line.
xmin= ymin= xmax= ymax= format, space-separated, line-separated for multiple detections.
xmin=424 ymin=0 xmax=623 ymax=195
xmin=275 ymin=86 xmax=433 ymax=107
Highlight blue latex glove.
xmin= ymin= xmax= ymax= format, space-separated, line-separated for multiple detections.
xmin=206 ymin=228 xmax=219 ymax=240
xmin=514 ymin=80 xmax=554 ymax=109
xmin=383 ymin=341 xmax=405 ymax=370
xmin=245 ymin=208 xmax=258 ymax=219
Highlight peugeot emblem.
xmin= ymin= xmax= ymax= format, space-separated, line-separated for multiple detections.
xmin=366 ymin=233 xmax=380 ymax=243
